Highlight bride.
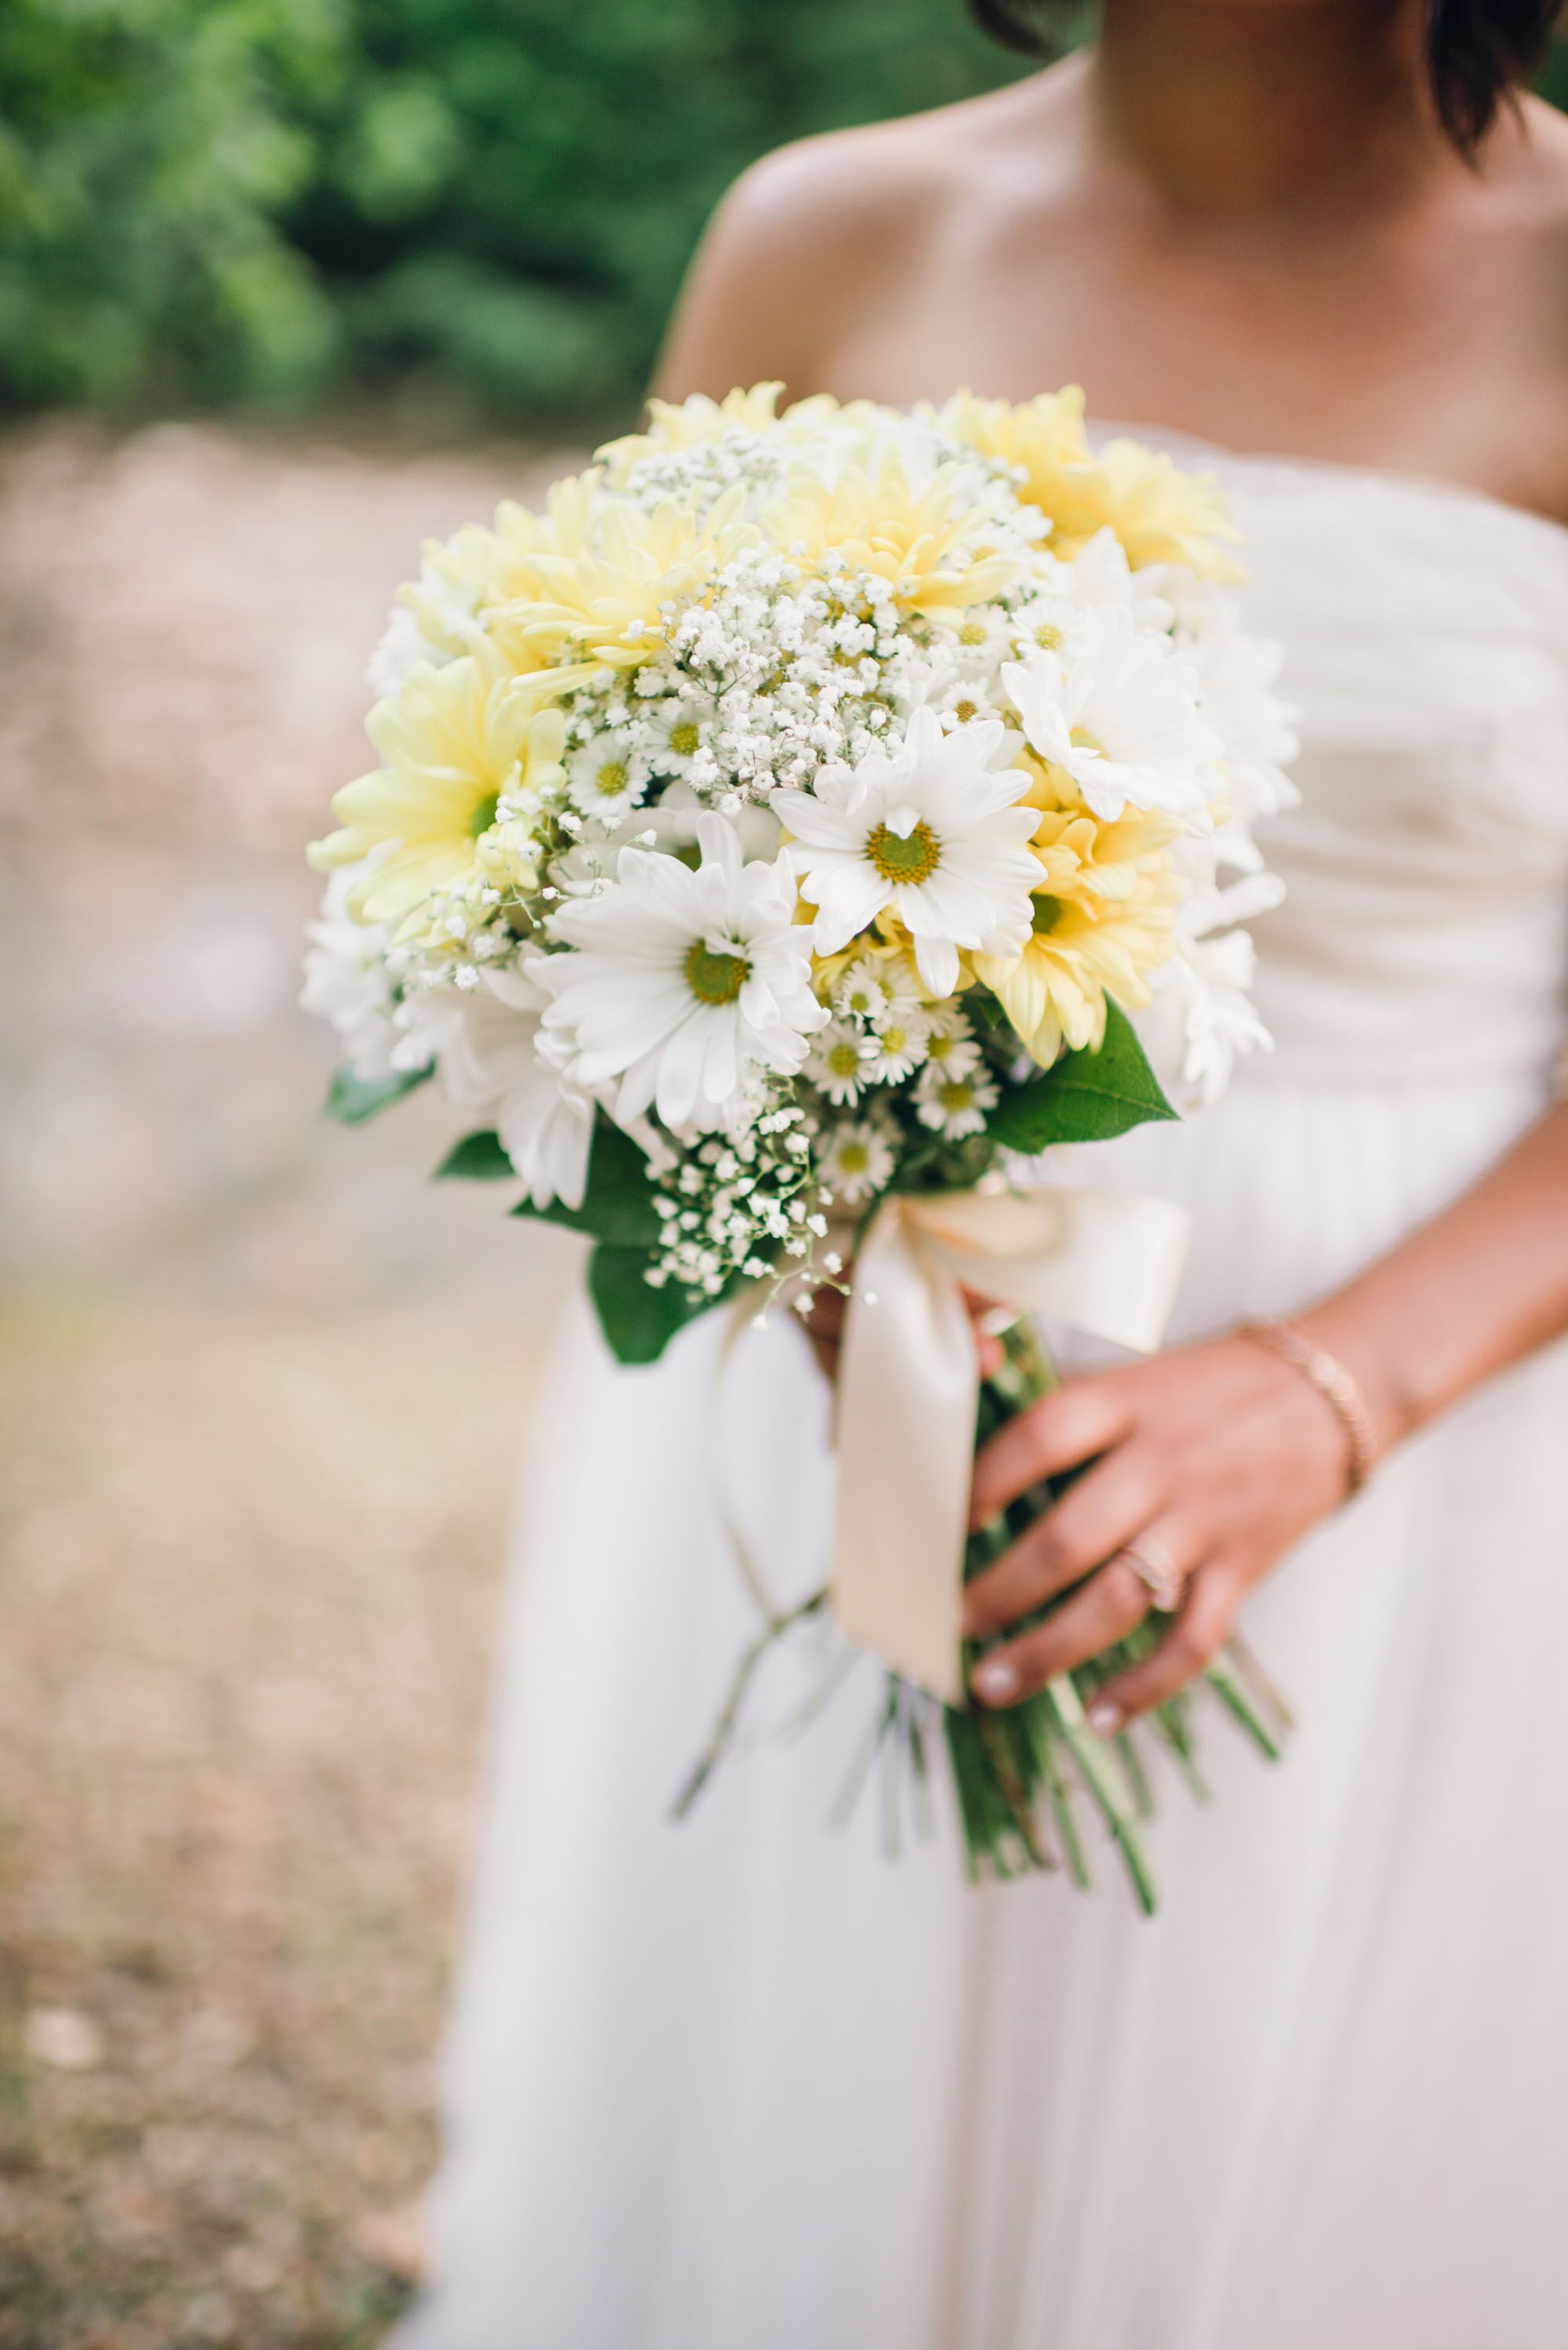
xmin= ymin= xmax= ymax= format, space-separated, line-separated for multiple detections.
xmin=392 ymin=5 xmax=1568 ymax=2345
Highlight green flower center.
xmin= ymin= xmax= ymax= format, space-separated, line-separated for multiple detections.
xmin=684 ymin=939 xmax=750 ymax=1006
xmin=826 ymin=1041 xmax=863 ymax=1079
xmin=667 ymin=721 xmax=700 ymax=757
xmin=1030 ymin=894 xmax=1065 ymax=935
xmin=837 ymin=1141 xmax=870 ymax=1175
xmin=593 ymin=760 xmax=630 ymax=797
xmin=880 ymin=1023 xmax=909 ymax=1055
xmin=468 ymin=790 xmax=500 ymax=838
xmin=867 ymin=819 xmax=941 ymax=886
xmin=1069 ymin=725 xmax=1102 ymax=754
xmin=938 ymin=1077 xmax=977 ymax=1113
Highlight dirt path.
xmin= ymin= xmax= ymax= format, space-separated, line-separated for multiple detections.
xmin=0 ymin=418 xmax=584 ymax=2347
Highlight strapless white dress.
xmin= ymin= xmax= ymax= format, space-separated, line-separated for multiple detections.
xmin=391 ymin=449 xmax=1568 ymax=2350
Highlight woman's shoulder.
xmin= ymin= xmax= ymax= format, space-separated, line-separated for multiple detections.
xmin=653 ymin=70 xmax=1070 ymax=400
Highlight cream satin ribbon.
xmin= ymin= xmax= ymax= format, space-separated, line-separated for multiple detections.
xmin=832 ymin=1186 xmax=1192 ymax=1705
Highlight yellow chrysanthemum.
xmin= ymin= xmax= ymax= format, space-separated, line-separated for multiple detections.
xmin=763 ymin=457 xmax=1018 ymax=616
xmin=488 ymin=487 xmax=758 ymax=673
xmin=944 ymin=387 xmax=1243 ymax=582
xmin=597 ymin=383 xmax=884 ymax=484
xmin=971 ymin=789 xmax=1181 ymax=1063
xmin=307 ymin=648 xmax=566 ymax=937
xmin=402 ymin=470 xmax=604 ymax=667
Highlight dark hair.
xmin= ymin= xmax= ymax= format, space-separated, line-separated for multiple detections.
xmin=967 ymin=0 xmax=1562 ymax=150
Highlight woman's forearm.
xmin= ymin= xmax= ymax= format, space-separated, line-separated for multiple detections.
xmin=1305 ymin=1099 xmax=1568 ymax=1454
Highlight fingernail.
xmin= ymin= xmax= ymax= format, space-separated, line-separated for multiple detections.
xmin=1087 ymin=1699 xmax=1122 ymax=1737
xmin=972 ymin=1658 xmax=1021 ymax=1705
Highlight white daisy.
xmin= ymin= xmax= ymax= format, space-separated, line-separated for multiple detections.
xmin=1138 ymin=870 xmax=1284 ymax=1109
xmin=300 ymin=867 xmax=400 ymax=1078
xmin=915 ymin=1060 xmax=999 ymax=1138
xmin=922 ymin=1005 xmax=981 ymax=1077
xmin=398 ymin=960 xmax=593 ymax=1209
xmin=808 ymin=1018 xmax=877 ymax=1106
xmin=820 ymin=1118 xmax=896 ymax=1205
xmin=833 ymin=956 xmax=894 ymax=1022
xmin=771 ymin=706 xmax=1040 ymax=997
xmin=540 ymin=814 xmax=826 ymax=1131
xmin=568 ymin=729 xmax=649 ymax=820
xmin=648 ymin=695 xmax=713 ymax=779
xmin=639 ymin=778 xmax=783 ymax=866
xmin=862 ymin=999 xmax=930 ymax=1084
xmin=1001 ymin=605 xmax=1221 ymax=823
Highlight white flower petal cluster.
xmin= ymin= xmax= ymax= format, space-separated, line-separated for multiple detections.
xmin=540 ymin=814 xmax=826 ymax=1132
xmin=774 ymin=707 xmax=1040 ymax=996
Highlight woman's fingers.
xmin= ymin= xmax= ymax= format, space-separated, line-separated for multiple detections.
xmin=969 ymin=1553 xmax=1151 ymax=1706
xmin=961 ymin=1449 xmax=1168 ymax=1640
xmin=1086 ymin=1566 xmax=1237 ymax=1731
xmin=969 ymin=1376 xmax=1135 ymax=1527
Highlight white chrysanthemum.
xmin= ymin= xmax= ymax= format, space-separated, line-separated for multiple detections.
xmin=648 ymin=695 xmax=713 ymax=779
xmin=862 ymin=998 xmax=930 ymax=1084
xmin=922 ymin=1005 xmax=981 ymax=1077
xmin=568 ymin=729 xmax=649 ymax=820
xmin=833 ymin=956 xmax=894 ymax=1022
xmin=1178 ymin=591 xmax=1301 ymax=838
xmin=1001 ymin=605 xmax=1221 ymax=822
xmin=772 ymin=706 xmax=1040 ymax=997
xmin=540 ymin=814 xmax=826 ymax=1131
xmin=820 ymin=1118 xmax=896 ymax=1204
xmin=637 ymin=778 xmax=782 ymax=865
xmin=397 ymin=962 xmax=594 ymax=1209
xmin=1139 ymin=871 xmax=1284 ymax=1108
xmin=301 ymin=867 xmax=401 ymax=1077
xmin=915 ymin=1060 xmax=999 ymax=1138
xmin=807 ymin=1018 xmax=876 ymax=1106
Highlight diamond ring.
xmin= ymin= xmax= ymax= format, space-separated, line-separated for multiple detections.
xmin=1117 ymin=1535 xmax=1185 ymax=1614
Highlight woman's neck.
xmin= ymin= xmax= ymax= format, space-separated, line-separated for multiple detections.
xmin=1087 ymin=0 xmax=1457 ymax=214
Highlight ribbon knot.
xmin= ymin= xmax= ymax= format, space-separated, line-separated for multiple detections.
xmin=831 ymin=1184 xmax=1192 ymax=1704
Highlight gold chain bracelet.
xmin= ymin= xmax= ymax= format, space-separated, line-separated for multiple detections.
xmin=1238 ymin=1317 xmax=1380 ymax=1498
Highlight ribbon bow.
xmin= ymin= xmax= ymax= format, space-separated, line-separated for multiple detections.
xmin=832 ymin=1185 xmax=1192 ymax=1704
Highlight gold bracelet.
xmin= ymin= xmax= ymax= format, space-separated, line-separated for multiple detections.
xmin=1239 ymin=1317 xmax=1380 ymax=1498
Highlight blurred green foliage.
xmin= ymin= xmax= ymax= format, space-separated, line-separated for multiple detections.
xmin=0 ymin=0 xmax=1015 ymax=420
xmin=2 ymin=4 xmax=1563 ymax=424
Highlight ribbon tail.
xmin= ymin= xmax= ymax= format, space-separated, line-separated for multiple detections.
xmin=830 ymin=1205 xmax=974 ymax=1705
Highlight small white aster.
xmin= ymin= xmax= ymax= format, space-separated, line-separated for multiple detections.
xmin=916 ymin=1061 xmax=998 ymax=1138
xmin=820 ymin=1119 xmax=896 ymax=1204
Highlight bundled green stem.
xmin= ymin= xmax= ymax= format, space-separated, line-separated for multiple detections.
xmin=674 ymin=1318 xmax=1289 ymax=1912
xmin=941 ymin=1318 xmax=1287 ymax=1909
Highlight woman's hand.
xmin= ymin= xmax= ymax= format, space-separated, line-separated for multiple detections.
xmin=963 ymin=1331 xmax=1362 ymax=1732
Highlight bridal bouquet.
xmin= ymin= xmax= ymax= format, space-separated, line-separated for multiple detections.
xmin=303 ymin=383 xmax=1298 ymax=1906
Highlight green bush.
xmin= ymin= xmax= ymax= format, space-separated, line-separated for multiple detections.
xmin=0 ymin=0 xmax=1014 ymax=419
xmin=1 ymin=3 xmax=1562 ymax=423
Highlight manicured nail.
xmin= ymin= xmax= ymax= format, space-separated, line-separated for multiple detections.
xmin=1087 ymin=1699 xmax=1122 ymax=1737
xmin=972 ymin=1658 xmax=1021 ymax=1705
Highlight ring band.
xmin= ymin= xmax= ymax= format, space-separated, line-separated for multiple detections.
xmin=1118 ymin=1535 xmax=1185 ymax=1614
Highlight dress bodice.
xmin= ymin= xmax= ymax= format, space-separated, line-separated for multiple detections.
xmin=1120 ymin=434 xmax=1568 ymax=1088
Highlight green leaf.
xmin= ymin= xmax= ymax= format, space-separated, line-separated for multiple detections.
xmin=434 ymin=1128 xmax=515 ymax=1181
xmin=587 ymin=1244 xmax=717 ymax=1366
xmin=985 ymin=1004 xmax=1177 ymax=1153
xmin=327 ymin=1062 xmax=431 ymax=1125
xmin=509 ymin=1113 xmax=661 ymax=1248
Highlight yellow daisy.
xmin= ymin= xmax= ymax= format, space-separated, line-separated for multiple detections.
xmin=971 ymin=790 xmax=1181 ymax=1062
xmin=944 ymin=387 xmax=1243 ymax=582
xmin=488 ymin=487 xmax=758 ymax=673
xmin=763 ymin=456 xmax=1018 ymax=616
xmin=307 ymin=648 xmax=566 ymax=938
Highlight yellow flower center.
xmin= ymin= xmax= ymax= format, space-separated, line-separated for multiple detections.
xmin=1069 ymin=726 xmax=1102 ymax=754
xmin=1030 ymin=895 xmax=1065 ymax=935
xmin=938 ymin=1077 xmax=977 ymax=1113
xmin=837 ymin=1141 xmax=870 ymax=1175
xmin=1035 ymin=622 xmax=1063 ymax=651
xmin=667 ymin=721 xmax=700 ymax=757
xmin=952 ymin=699 xmax=978 ymax=724
xmin=867 ymin=820 xmax=941 ymax=886
xmin=468 ymin=790 xmax=500 ymax=838
xmin=593 ymin=760 xmax=630 ymax=797
xmin=826 ymin=1041 xmax=862 ymax=1080
xmin=880 ymin=1022 xmax=909 ymax=1055
xmin=958 ymin=622 xmax=987 ymax=647
xmin=684 ymin=941 xmax=750 ymax=1006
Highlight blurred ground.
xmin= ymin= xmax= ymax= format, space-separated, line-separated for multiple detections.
xmin=0 ymin=417 xmax=583 ymax=2346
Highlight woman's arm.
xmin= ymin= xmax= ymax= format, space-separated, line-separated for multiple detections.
xmin=963 ymin=1096 xmax=1568 ymax=1728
